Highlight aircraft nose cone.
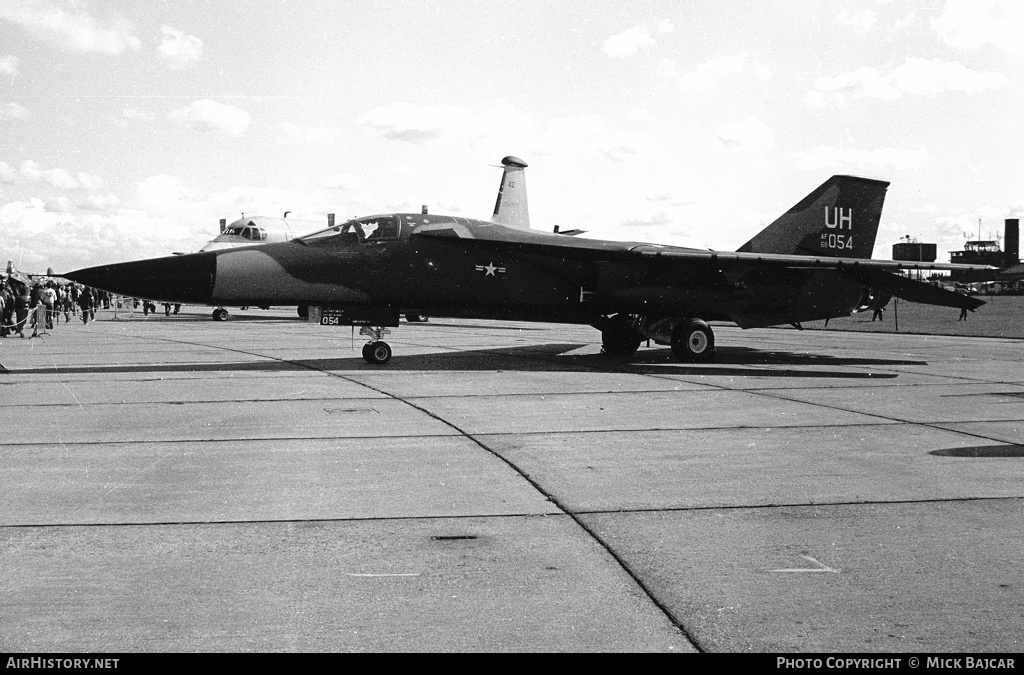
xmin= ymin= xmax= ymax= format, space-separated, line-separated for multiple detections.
xmin=66 ymin=253 xmax=216 ymax=304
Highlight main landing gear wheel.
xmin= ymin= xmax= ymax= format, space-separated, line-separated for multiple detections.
xmin=212 ymin=307 xmax=229 ymax=321
xmin=671 ymin=318 xmax=715 ymax=363
xmin=297 ymin=305 xmax=309 ymax=319
xmin=362 ymin=341 xmax=392 ymax=365
xmin=601 ymin=315 xmax=642 ymax=356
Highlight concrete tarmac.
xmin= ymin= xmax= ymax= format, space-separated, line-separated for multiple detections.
xmin=2 ymin=307 xmax=1023 ymax=652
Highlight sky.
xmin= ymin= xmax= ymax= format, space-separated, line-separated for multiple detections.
xmin=2 ymin=0 xmax=1024 ymax=273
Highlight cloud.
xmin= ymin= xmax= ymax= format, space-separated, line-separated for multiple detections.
xmin=789 ymin=146 xmax=931 ymax=172
xmin=932 ymin=0 xmax=1024 ymax=56
xmin=2 ymin=102 xmax=30 ymax=119
xmin=359 ymin=102 xmax=477 ymax=143
xmin=806 ymin=58 xmax=1007 ymax=106
xmin=76 ymin=172 xmax=102 ymax=190
xmin=0 ymin=55 xmax=19 ymax=76
xmin=717 ymin=116 xmax=773 ymax=151
xmin=0 ymin=161 xmax=17 ymax=184
xmin=277 ymin=122 xmax=342 ymax=146
xmin=602 ymin=20 xmax=675 ymax=58
xmin=79 ymin=194 xmax=120 ymax=211
xmin=0 ymin=0 xmax=141 ymax=54
xmin=603 ymin=25 xmax=655 ymax=58
xmin=661 ymin=52 xmax=772 ymax=91
xmin=168 ymin=99 xmax=249 ymax=136
xmin=19 ymin=160 xmax=93 ymax=189
xmin=136 ymin=174 xmax=205 ymax=207
xmin=157 ymin=26 xmax=202 ymax=69
xmin=835 ymin=9 xmax=876 ymax=33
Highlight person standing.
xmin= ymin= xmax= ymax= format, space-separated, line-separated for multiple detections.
xmin=78 ymin=287 xmax=95 ymax=323
xmin=42 ymin=283 xmax=57 ymax=330
xmin=14 ymin=286 xmax=30 ymax=337
xmin=0 ymin=283 xmax=15 ymax=337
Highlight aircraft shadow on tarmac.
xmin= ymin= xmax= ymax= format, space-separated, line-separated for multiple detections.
xmin=3 ymin=343 xmax=914 ymax=379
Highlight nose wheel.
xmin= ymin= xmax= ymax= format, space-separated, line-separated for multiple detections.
xmin=361 ymin=341 xmax=392 ymax=365
xmin=358 ymin=325 xmax=393 ymax=365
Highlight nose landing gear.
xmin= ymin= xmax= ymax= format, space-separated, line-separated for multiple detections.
xmin=359 ymin=325 xmax=392 ymax=365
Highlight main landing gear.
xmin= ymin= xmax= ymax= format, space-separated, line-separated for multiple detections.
xmin=599 ymin=314 xmax=715 ymax=363
xmin=359 ymin=326 xmax=392 ymax=365
xmin=670 ymin=318 xmax=715 ymax=362
xmin=212 ymin=307 xmax=229 ymax=321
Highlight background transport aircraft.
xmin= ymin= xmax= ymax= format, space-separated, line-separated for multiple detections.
xmin=189 ymin=213 xmax=325 ymax=320
xmin=67 ymin=170 xmax=988 ymax=365
xmin=199 ymin=213 xmax=322 ymax=252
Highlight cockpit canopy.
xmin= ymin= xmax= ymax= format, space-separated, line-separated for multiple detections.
xmin=223 ymin=222 xmax=269 ymax=241
xmin=299 ymin=215 xmax=402 ymax=245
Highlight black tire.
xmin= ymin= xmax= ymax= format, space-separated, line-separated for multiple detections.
xmin=362 ymin=341 xmax=392 ymax=365
xmin=212 ymin=308 xmax=229 ymax=321
xmin=671 ymin=318 xmax=714 ymax=362
xmin=297 ymin=305 xmax=309 ymax=319
xmin=601 ymin=315 xmax=641 ymax=356
xmin=405 ymin=313 xmax=428 ymax=323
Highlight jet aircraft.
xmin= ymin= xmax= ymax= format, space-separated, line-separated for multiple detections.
xmin=67 ymin=170 xmax=988 ymax=365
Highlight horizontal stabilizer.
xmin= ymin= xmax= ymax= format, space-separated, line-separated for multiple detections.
xmin=842 ymin=268 xmax=986 ymax=310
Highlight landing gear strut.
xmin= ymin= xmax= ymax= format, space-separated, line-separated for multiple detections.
xmin=600 ymin=314 xmax=642 ymax=356
xmin=359 ymin=325 xmax=392 ymax=365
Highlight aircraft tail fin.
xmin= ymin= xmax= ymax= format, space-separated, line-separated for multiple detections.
xmin=737 ymin=175 xmax=889 ymax=259
xmin=491 ymin=156 xmax=531 ymax=231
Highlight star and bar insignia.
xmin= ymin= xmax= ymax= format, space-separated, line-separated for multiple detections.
xmin=475 ymin=262 xmax=506 ymax=276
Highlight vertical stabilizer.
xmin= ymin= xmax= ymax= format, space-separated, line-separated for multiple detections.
xmin=491 ymin=156 xmax=531 ymax=230
xmin=737 ymin=175 xmax=889 ymax=259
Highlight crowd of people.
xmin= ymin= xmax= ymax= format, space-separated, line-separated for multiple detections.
xmin=0 ymin=278 xmax=112 ymax=338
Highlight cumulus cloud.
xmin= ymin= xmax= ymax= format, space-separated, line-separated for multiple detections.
xmin=0 ymin=161 xmax=17 ymax=184
xmin=806 ymin=58 xmax=1007 ymax=106
xmin=2 ymin=102 xmax=30 ymax=119
xmin=603 ymin=26 xmax=655 ymax=58
xmin=717 ymin=116 xmax=773 ymax=152
xmin=1 ymin=198 xmax=63 ymax=237
xmin=359 ymin=102 xmax=478 ymax=143
xmin=661 ymin=52 xmax=772 ymax=91
xmin=0 ymin=55 xmax=19 ymax=76
xmin=168 ymin=99 xmax=249 ymax=136
xmin=836 ymin=9 xmax=876 ymax=33
xmin=157 ymin=25 xmax=202 ymax=69
xmin=76 ymin=172 xmax=102 ymax=190
xmin=19 ymin=160 xmax=95 ymax=189
xmin=79 ymin=193 xmax=120 ymax=211
xmin=789 ymin=146 xmax=931 ymax=172
xmin=0 ymin=0 xmax=141 ymax=54
xmin=602 ymin=20 xmax=674 ymax=58
xmin=932 ymin=0 xmax=1024 ymax=56
xmin=278 ymin=122 xmax=342 ymax=146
